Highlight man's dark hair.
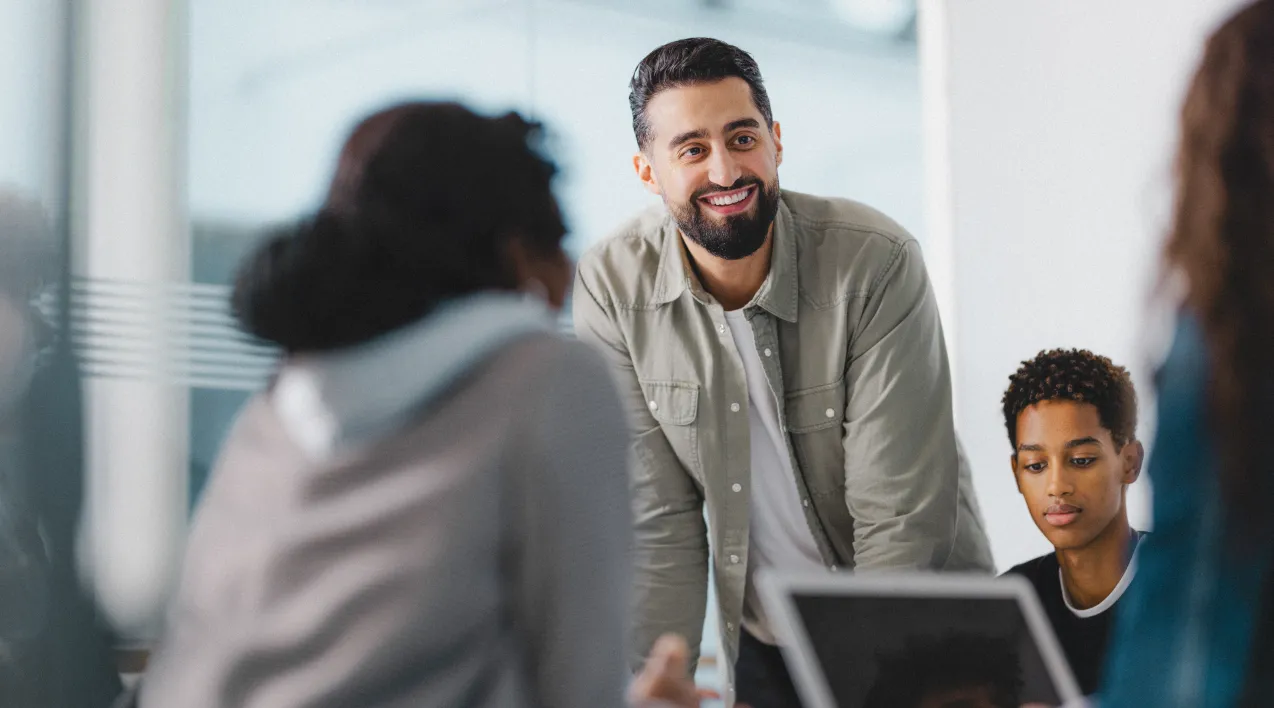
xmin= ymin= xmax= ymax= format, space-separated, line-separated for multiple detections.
xmin=232 ymin=102 xmax=566 ymax=354
xmin=863 ymin=633 xmax=1024 ymax=708
xmin=1002 ymin=348 xmax=1138 ymax=450
xmin=628 ymin=37 xmax=773 ymax=151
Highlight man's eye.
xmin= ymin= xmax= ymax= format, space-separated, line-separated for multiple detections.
xmin=1025 ymin=462 xmax=1045 ymax=473
xmin=1072 ymin=457 xmax=1098 ymax=467
xmin=683 ymin=146 xmax=704 ymax=157
xmin=735 ymin=135 xmax=755 ymax=146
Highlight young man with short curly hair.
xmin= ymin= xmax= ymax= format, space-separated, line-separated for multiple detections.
xmin=1001 ymin=349 xmax=1145 ymax=695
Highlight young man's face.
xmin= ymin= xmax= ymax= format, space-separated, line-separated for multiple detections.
xmin=633 ymin=77 xmax=783 ymax=261
xmin=1011 ymin=400 xmax=1142 ymax=551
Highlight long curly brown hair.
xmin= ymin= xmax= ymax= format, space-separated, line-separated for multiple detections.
xmin=1165 ymin=0 xmax=1274 ymax=533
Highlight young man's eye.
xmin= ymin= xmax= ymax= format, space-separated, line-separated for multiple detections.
xmin=1025 ymin=462 xmax=1046 ymax=473
xmin=1072 ymin=457 xmax=1098 ymax=467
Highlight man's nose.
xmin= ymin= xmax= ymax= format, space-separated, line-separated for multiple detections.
xmin=1046 ymin=463 xmax=1075 ymax=498
xmin=706 ymin=148 xmax=742 ymax=188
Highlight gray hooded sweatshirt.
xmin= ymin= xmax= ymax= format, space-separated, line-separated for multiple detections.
xmin=138 ymin=293 xmax=633 ymax=708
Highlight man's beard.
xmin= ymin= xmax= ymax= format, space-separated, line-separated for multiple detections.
xmin=669 ymin=177 xmax=780 ymax=261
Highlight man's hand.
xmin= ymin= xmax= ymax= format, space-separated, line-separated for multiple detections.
xmin=628 ymin=634 xmax=724 ymax=708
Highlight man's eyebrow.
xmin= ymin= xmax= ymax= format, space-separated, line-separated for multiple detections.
xmin=668 ymin=128 xmax=708 ymax=150
xmin=724 ymin=118 xmax=761 ymax=132
xmin=1017 ymin=437 xmax=1105 ymax=453
xmin=667 ymin=118 xmax=761 ymax=150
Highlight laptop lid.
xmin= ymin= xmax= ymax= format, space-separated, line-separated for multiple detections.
xmin=758 ymin=571 xmax=1083 ymax=708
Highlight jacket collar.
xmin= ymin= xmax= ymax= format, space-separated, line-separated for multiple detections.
xmin=650 ymin=193 xmax=798 ymax=323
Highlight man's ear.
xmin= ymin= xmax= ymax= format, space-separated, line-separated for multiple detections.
xmin=1122 ymin=440 xmax=1145 ymax=485
xmin=633 ymin=152 xmax=662 ymax=196
xmin=772 ymin=120 xmax=783 ymax=168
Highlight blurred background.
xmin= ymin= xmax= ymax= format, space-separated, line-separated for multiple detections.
xmin=0 ymin=0 xmax=1248 ymax=697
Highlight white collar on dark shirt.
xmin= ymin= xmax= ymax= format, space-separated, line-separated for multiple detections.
xmin=1058 ymin=534 xmax=1143 ymax=618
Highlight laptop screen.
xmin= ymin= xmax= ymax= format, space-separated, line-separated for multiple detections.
xmin=790 ymin=593 xmax=1065 ymax=708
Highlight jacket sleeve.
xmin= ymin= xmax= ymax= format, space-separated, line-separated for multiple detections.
xmin=572 ymin=269 xmax=710 ymax=674
xmin=841 ymin=239 xmax=962 ymax=569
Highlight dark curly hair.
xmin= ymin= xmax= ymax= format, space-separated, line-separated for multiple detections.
xmin=1163 ymin=0 xmax=1274 ymax=533
xmin=629 ymin=38 xmax=773 ymax=152
xmin=862 ymin=633 xmax=1024 ymax=708
xmin=1001 ymin=349 xmax=1138 ymax=451
xmin=232 ymin=102 xmax=566 ymax=354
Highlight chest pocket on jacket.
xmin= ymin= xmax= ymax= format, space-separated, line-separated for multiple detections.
xmin=637 ymin=380 xmax=701 ymax=480
xmin=784 ymin=380 xmax=846 ymax=500
xmin=641 ymin=380 xmax=699 ymax=426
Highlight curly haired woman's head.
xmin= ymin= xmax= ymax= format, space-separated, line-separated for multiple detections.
xmin=233 ymin=102 xmax=570 ymax=354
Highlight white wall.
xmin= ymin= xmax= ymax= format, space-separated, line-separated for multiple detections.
xmin=920 ymin=0 xmax=1249 ymax=570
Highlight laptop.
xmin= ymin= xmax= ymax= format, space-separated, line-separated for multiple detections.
xmin=758 ymin=571 xmax=1083 ymax=708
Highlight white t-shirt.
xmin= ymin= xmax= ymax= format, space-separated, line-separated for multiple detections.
xmin=1060 ymin=535 xmax=1143 ymax=618
xmin=725 ymin=309 xmax=825 ymax=645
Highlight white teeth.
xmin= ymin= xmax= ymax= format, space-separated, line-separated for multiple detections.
xmin=708 ymin=189 xmax=750 ymax=206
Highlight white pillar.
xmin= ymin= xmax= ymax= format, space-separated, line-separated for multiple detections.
xmin=917 ymin=0 xmax=959 ymax=416
xmin=74 ymin=0 xmax=190 ymax=638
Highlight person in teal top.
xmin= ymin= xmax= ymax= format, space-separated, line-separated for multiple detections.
xmin=1100 ymin=1 xmax=1274 ymax=704
xmin=1101 ymin=316 xmax=1272 ymax=706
